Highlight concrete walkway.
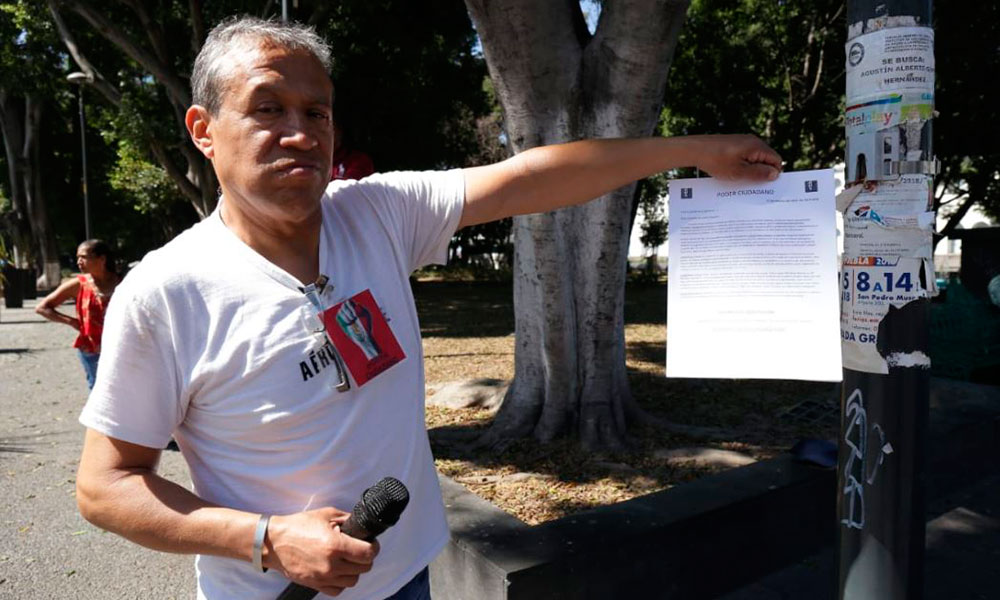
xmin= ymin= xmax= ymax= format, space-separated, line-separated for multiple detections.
xmin=721 ymin=472 xmax=1000 ymax=600
xmin=1 ymin=300 xmax=194 ymax=599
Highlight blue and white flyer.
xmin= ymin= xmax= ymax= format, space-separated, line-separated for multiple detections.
xmin=666 ymin=169 xmax=842 ymax=381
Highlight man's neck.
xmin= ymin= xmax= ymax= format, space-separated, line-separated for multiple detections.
xmin=220 ymin=199 xmax=322 ymax=285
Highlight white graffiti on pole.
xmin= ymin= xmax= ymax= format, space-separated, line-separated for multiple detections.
xmin=841 ymin=388 xmax=893 ymax=530
xmin=842 ymin=389 xmax=867 ymax=529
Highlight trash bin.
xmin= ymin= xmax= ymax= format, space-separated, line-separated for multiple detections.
xmin=24 ymin=268 xmax=37 ymax=300
xmin=2 ymin=265 xmax=25 ymax=309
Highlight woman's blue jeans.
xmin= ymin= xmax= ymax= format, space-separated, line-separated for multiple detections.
xmin=78 ymin=350 xmax=100 ymax=390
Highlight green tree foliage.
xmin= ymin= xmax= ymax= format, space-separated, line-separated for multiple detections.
xmin=630 ymin=0 xmax=845 ymax=258
xmin=934 ymin=0 xmax=1000 ymax=231
xmin=637 ymin=172 xmax=669 ymax=264
xmin=447 ymin=77 xmax=512 ymax=272
xmin=308 ymin=0 xmax=488 ymax=171
xmin=654 ymin=0 xmax=998 ymax=242
xmin=662 ymin=0 xmax=845 ymax=169
xmin=0 ymin=1 xmax=75 ymax=278
xmin=30 ymin=1 xmax=488 ymax=264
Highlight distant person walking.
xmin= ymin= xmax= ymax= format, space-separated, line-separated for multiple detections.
xmin=36 ymin=239 xmax=121 ymax=389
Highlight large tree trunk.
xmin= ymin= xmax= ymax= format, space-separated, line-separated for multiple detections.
xmin=0 ymin=91 xmax=33 ymax=264
xmin=0 ymin=92 xmax=60 ymax=287
xmin=23 ymin=97 xmax=61 ymax=289
xmin=466 ymin=0 xmax=689 ymax=449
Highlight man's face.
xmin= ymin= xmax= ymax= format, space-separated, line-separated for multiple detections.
xmin=202 ymin=43 xmax=334 ymax=217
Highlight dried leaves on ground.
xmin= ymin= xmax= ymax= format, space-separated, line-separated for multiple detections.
xmin=415 ymin=280 xmax=838 ymax=526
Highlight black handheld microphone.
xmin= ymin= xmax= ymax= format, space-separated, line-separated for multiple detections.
xmin=275 ymin=477 xmax=410 ymax=600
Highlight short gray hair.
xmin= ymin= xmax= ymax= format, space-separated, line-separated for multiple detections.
xmin=191 ymin=16 xmax=333 ymax=115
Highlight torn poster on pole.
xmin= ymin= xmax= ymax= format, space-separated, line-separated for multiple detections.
xmin=842 ymin=175 xmax=935 ymax=259
xmin=845 ymin=26 xmax=935 ymax=183
xmin=666 ymin=169 xmax=841 ymax=382
xmin=840 ymin=22 xmax=936 ymax=375
xmin=840 ymin=256 xmax=929 ymax=374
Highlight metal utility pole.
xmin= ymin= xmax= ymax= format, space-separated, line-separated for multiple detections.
xmin=838 ymin=1 xmax=936 ymax=599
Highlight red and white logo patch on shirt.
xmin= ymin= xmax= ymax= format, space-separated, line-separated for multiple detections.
xmin=321 ymin=289 xmax=405 ymax=386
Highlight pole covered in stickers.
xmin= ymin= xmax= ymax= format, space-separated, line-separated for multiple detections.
xmin=837 ymin=1 xmax=936 ymax=598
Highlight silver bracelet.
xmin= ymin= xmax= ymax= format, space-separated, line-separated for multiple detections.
xmin=252 ymin=514 xmax=271 ymax=573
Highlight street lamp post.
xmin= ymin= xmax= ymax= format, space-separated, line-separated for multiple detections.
xmin=67 ymin=72 xmax=92 ymax=240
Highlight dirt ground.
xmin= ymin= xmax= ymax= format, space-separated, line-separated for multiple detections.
xmin=1 ymin=279 xmax=839 ymax=535
xmin=413 ymin=280 xmax=840 ymax=525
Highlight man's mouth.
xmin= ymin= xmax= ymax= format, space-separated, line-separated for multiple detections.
xmin=274 ymin=160 xmax=321 ymax=174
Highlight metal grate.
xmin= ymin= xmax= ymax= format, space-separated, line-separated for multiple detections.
xmin=778 ymin=396 xmax=840 ymax=429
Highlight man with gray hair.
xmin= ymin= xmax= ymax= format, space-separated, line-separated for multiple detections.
xmin=75 ymin=15 xmax=782 ymax=600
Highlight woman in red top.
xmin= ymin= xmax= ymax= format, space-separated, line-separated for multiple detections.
xmin=36 ymin=239 xmax=121 ymax=389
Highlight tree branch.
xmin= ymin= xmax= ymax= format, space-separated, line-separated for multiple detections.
xmin=939 ymin=195 xmax=977 ymax=239
xmin=803 ymin=20 xmax=816 ymax=79
xmin=587 ymin=0 xmax=689 ymax=134
xmin=938 ymin=172 xmax=986 ymax=240
xmin=49 ymin=0 xmax=209 ymax=220
xmin=465 ymin=0 xmax=585 ymax=147
xmin=117 ymin=0 xmax=189 ymax=132
xmin=120 ymin=0 xmax=171 ymax=67
xmin=808 ymin=47 xmax=825 ymax=100
xmin=826 ymin=2 xmax=846 ymax=27
xmin=47 ymin=0 xmax=123 ymax=106
xmin=261 ymin=0 xmax=277 ymax=19
xmin=189 ymin=0 xmax=205 ymax=55
xmin=147 ymin=136 xmax=205 ymax=217
xmin=936 ymin=186 xmax=967 ymax=206
xmin=56 ymin=0 xmax=191 ymax=108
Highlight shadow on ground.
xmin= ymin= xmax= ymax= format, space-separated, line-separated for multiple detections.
xmin=414 ymin=280 xmax=670 ymax=338
xmin=421 ymin=280 xmax=840 ymax=521
xmin=428 ymin=367 xmax=838 ymax=494
xmin=0 ymin=430 xmax=77 ymax=454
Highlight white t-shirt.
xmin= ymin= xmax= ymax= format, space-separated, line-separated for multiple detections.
xmin=80 ymin=170 xmax=465 ymax=600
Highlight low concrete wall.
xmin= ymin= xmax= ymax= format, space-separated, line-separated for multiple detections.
xmin=430 ymin=378 xmax=1000 ymax=599
xmin=432 ymin=456 xmax=834 ymax=599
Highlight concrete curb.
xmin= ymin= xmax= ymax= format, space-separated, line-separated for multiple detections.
xmin=430 ymin=379 xmax=1000 ymax=599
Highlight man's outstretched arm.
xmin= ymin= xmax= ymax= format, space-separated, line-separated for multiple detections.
xmin=76 ymin=429 xmax=377 ymax=596
xmin=460 ymin=134 xmax=782 ymax=228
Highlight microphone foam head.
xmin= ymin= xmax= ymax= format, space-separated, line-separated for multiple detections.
xmin=354 ymin=477 xmax=410 ymax=536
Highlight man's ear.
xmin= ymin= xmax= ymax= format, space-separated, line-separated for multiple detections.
xmin=185 ymin=105 xmax=214 ymax=159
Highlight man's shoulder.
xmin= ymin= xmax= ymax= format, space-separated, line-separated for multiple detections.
xmin=324 ymin=169 xmax=463 ymax=204
xmin=119 ymin=216 xmax=226 ymax=300
xmin=133 ymin=216 xmax=213 ymax=265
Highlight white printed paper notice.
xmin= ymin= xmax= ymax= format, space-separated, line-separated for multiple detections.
xmin=666 ymin=169 xmax=841 ymax=381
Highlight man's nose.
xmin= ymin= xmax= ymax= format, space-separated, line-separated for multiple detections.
xmin=279 ymin=112 xmax=320 ymax=150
